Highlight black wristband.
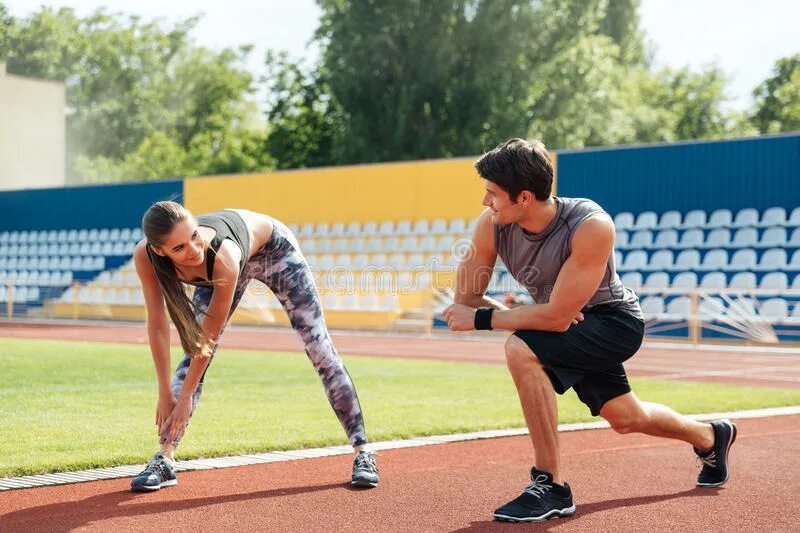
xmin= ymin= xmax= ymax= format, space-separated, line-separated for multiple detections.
xmin=474 ymin=307 xmax=494 ymax=330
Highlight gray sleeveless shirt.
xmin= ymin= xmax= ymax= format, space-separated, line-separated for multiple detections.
xmin=494 ymin=196 xmax=643 ymax=320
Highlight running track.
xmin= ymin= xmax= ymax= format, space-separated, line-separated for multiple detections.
xmin=2 ymin=415 xmax=798 ymax=532
xmin=1 ymin=322 xmax=799 ymax=531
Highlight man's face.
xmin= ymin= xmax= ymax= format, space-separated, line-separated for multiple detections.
xmin=482 ymin=180 xmax=521 ymax=224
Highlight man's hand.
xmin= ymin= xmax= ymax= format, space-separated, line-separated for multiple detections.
xmin=443 ymin=304 xmax=477 ymax=331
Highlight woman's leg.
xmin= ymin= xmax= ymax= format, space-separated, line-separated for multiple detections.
xmin=258 ymin=226 xmax=368 ymax=448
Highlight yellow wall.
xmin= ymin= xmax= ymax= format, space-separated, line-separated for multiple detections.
xmin=185 ymin=157 xmax=487 ymax=223
xmin=185 ymin=151 xmax=558 ymax=224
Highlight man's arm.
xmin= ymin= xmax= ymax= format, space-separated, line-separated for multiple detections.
xmin=491 ymin=214 xmax=615 ymax=332
xmin=453 ymin=209 xmax=509 ymax=311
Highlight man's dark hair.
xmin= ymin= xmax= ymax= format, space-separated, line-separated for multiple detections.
xmin=474 ymin=138 xmax=553 ymax=202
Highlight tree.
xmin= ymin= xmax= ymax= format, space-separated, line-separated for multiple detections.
xmin=261 ymin=52 xmax=341 ymax=170
xmin=751 ymin=54 xmax=800 ymax=133
xmin=0 ymin=5 xmax=271 ymax=181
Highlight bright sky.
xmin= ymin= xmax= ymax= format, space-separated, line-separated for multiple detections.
xmin=4 ymin=0 xmax=799 ymax=111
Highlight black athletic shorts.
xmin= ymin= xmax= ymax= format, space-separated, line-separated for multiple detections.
xmin=513 ymin=304 xmax=645 ymax=416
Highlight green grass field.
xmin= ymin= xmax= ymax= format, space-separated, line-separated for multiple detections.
xmin=2 ymin=337 xmax=799 ymax=477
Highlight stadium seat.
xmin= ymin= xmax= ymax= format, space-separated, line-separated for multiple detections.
xmin=400 ymin=236 xmax=418 ymax=252
xmin=362 ymin=222 xmax=378 ymax=236
xmin=299 ymin=223 xmax=314 ymax=238
xmin=727 ymin=248 xmax=757 ymax=271
xmin=88 ymin=229 xmax=99 ymax=242
xmin=395 ymin=220 xmax=412 ymax=235
xmin=345 ymin=222 xmax=362 ymax=237
xmin=370 ymin=254 xmax=388 ymax=268
xmin=412 ymin=220 xmax=430 ymax=235
xmin=380 ymin=293 xmax=400 ymax=311
xmin=352 ymin=254 xmax=369 ymax=270
xmin=732 ymin=208 xmax=759 ymax=228
xmin=728 ymin=272 xmax=756 ymax=290
xmin=665 ymin=296 xmax=691 ymax=320
xmin=315 ymin=223 xmax=330 ymax=238
xmin=653 ymin=230 xmax=678 ymax=249
xmin=792 ymin=250 xmax=800 ymax=269
xmin=388 ymin=253 xmax=406 ymax=269
xmin=329 ymin=222 xmax=345 ymax=237
xmin=448 ymin=219 xmax=467 ymax=235
xmin=98 ymin=229 xmax=110 ymax=242
xmin=383 ymin=236 xmax=400 ymax=253
xmin=706 ymin=209 xmax=733 ymax=228
xmin=630 ymin=230 xmax=653 ymax=248
xmin=672 ymin=271 xmax=698 ymax=289
xmin=131 ymin=228 xmax=143 ymax=241
xmin=119 ymin=228 xmax=131 ymax=241
xmin=697 ymin=249 xmax=728 ymax=271
xmin=700 ymin=272 xmax=727 ymax=289
xmin=705 ymin=229 xmax=731 ymax=248
xmin=406 ymin=253 xmax=426 ymax=268
xmin=330 ymin=238 xmax=349 ymax=254
xmin=640 ymin=296 xmax=664 ymax=319
xmin=788 ymin=207 xmax=800 ymax=227
xmin=759 ymin=272 xmax=788 ymax=290
xmin=644 ymin=271 xmax=669 ymax=289
xmin=437 ymin=235 xmax=456 ymax=253
xmin=758 ymin=227 xmax=786 ymax=248
xmin=621 ymin=272 xmax=642 ymax=291
xmin=348 ymin=238 xmax=366 ymax=253
xmin=754 ymin=248 xmax=787 ymax=271
xmin=614 ymin=212 xmax=634 ymax=231
xmin=633 ymin=211 xmax=658 ymax=230
xmin=430 ymin=219 xmax=448 ymax=234
xmin=698 ymin=296 xmax=725 ymax=319
xmin=614 ymin=250 xmax=623 ymax=267
xmin=731 ymin=228 xmax=758 ymax=248
xmin=419 ymin=236 xmax=436 ymax=252
xmin=360 ymin=293 xmax=379 ymax=311
xmin=760 ymin=298 xmax=788 ymax=321
xmin=318 ymin=254 xmax=335 ymax=270
xmin=621 ymin=250 xmax=647 ymax=270
xmin=378 ymin=221 xmax=395 ymax=236
xmin=648 ymin=250 xmax=674 ymax=270
xmin=615 ymin=230 xmax=629 ymax=249
xmin=658 ymin=210 xmax=682 ymax=229
xmin=759 ymin=207 xmax=787 ymax=227
xmin=789 ymin=228 xmax=800 ymax=247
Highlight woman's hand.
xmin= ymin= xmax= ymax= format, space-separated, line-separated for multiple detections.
xmin=160 ymin=396 xmax=192 ymax=445
xmin=156 ymin=394 xmax=177 ymax=434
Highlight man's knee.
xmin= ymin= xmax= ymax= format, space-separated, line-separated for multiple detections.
xmin=600 ymin=394 xmax=646 ymax=434
xmin=505 ymin=335 xmax=543 ymax=373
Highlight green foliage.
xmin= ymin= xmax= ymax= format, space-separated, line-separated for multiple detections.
xmin=751 ymin=54 xmax=800 ymax=133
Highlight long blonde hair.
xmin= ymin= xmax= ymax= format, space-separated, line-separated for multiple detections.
xmin=142 ymin=201 xmax=208 ymax=357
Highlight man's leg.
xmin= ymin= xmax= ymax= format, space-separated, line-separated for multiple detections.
xmin=505 ymin=335 xmax=562 ymax=483
xmin=599 ymin=391 xmax=714 ymax=450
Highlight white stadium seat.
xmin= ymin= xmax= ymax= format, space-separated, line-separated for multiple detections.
xmin=706 ymin=209 xmax=732 ymax=229
xmin=633 ymin=211 xmax=658 ymax=230
xmin=731 ymin=228 xmax=758 ymax=248
xmin=698 ymin=249 xmax=728 ymax=271
xmin=705 ymin=229 xmax=730 ymax=248
xmin=614 ymin=212 xmax=634 ymax=231
xmin=658 ymin=210 xmax=682 ymax=229
xmin=672 ymin=271 xmax=698 ymax=289
xmin=678 ymin=229 xmax=704 ymax=249
xmin=754 ymin=248 xmax=787 ymax=271
xmin=732 ymin=207 xmax=759 ymax=228
xmin=759 ymin=207 xmax=786 ymax=227
xmin=700 ymin=272 xmax=727 ymax=289
xmin=758 ymin=227 xmax=786 ymax=248
xmin=759 ymin=272 xmax=788 ymax=291
xmin=653 ymin=230 xmax=678 ymax=249
xmin=727 ymin=248 xmax=757 ymax=271
xmin=728 ymin=272 xmax=756 ymax=290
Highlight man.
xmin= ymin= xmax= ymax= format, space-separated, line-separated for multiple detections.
xmin=443 ymin=138 xmax=736 ymax=523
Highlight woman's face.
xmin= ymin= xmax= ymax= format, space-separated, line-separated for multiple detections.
xmin=153 ymin=218 xmax=206 ymax=268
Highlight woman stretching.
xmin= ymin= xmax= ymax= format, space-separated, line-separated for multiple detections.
xmin=130 ymin=201 xmax=378 ymax=491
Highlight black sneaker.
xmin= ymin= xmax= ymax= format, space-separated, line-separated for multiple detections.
xmin=695 ymin=419 xmax=737 ymax=487
xmin=351 ymin=451 xmax=379 ymax=487
xmin=130 ymin=453 xmax=178 ymax=492
xmin=493 ymin=468 xmax=576 ymax=522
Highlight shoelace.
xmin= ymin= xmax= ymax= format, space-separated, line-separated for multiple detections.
xmin=138 ymin=456 xmax=170 ymax=477
xmin=697 ymin=451 xmax=717 ymax=469
xmin=523 ymin=474 xmax=553 ymax=497
xmin=354 ymin=452 xmax=377 ymax=472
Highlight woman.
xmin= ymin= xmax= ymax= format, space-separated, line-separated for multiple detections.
xmin=130 ymin=201 xmax=378 ymax=491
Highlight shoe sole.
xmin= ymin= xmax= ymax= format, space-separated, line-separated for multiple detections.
xmin=494 ymin=505 xmax=576 ymax=522
xmin=697 ymin=420 xmax=737 ymax=488
xmin=130 ymin=479 xmax=178 ymax=492
xmin=351 ymin=479 xmax=378 ymax=488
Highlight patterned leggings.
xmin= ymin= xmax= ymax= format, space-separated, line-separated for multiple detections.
xmin=168 ymin=219 xmax=367 ymax=447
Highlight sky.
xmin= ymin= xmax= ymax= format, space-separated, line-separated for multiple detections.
xmin=3 ymin=0 xmax=799 ymax=111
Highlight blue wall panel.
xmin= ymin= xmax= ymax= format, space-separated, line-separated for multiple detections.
xmin=0 ymin=180 xmax=183 ymax=231
xmin=556 ymin=134 xmax=800 ymax=215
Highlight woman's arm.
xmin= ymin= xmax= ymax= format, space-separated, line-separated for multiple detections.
xmin=162 ymin=241 xmax=242 ymax=443
xmin=134 ymin=240 xmax=173 ymax=396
